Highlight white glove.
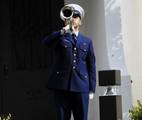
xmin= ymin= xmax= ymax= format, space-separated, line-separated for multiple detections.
xmin=60 ymin=24 xmax=71 ymax=35
xmin=89 ymin=92 xmax=94 ymax=100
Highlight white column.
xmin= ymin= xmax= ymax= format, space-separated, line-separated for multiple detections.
xmin=121 ymin=0 xmax=142 ymax=105
xmin=104 ymin=0 xmax=128 ymax=75
xmin=103 ymin=1 xmax=132 ymax=119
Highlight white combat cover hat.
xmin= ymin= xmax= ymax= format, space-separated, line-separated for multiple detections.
xmin=63 ymin=4 xmax=85 ymax=20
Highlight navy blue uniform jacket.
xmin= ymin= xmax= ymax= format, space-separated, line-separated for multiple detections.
xmin=42 ymin=31 xmax=96 ymax=93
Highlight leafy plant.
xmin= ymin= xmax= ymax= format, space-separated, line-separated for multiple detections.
xmin=0 ymin=113 xmax=11 ymax=120
xmin=129 ymin=100 xmax=142 ymax=120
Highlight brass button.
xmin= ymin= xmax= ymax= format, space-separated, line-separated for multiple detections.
xmin=85 ymin=75 xmax=88 ymax=78
xmin=73 ymin=66 xmax=76 ymax=69
xmin=73 ymin=60 xmax=76 ymax=63
xmin=56 ymin=71 xmax=59 ymax=74
xmin=74 ymin=53 xmax=77 ymax=56
xmin=84 ymin=49 xmax=87 ymax=52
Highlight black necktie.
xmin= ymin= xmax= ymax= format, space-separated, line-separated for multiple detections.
xmin=72 ymin=34 xmax=77 ymax=44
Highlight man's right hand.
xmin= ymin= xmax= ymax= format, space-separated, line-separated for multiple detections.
xmin=60 ymin=24 xmax=71 ymax=35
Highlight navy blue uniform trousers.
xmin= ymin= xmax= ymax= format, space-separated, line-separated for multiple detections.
xmin=54 ymin=90 xmax=89 ymax=120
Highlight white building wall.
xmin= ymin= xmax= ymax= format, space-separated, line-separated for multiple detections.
xmin=121 ymin=0 xmax=142 ymax=105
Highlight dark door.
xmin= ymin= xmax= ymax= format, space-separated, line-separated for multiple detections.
xmin=0 ymin=1 xmax=64 ymax=119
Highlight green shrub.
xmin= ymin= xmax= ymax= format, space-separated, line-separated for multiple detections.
xmin=129 ymin=100 xmax=142 ymax=120
xmin=0 ymin=113 xmax=11 ymax=120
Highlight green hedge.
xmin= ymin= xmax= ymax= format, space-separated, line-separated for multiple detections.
xmin=0 ymin=113 xmax=11 ymax=120
xmin=129 ymin=100 xmax=142 ymax=120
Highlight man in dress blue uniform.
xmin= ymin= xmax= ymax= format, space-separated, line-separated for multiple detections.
xmin=42 ymin=4 xmax=96 ymax=120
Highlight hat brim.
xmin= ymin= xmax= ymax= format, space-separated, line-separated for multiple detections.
xmin=73 ymin=10 xmax=81 ymax=19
